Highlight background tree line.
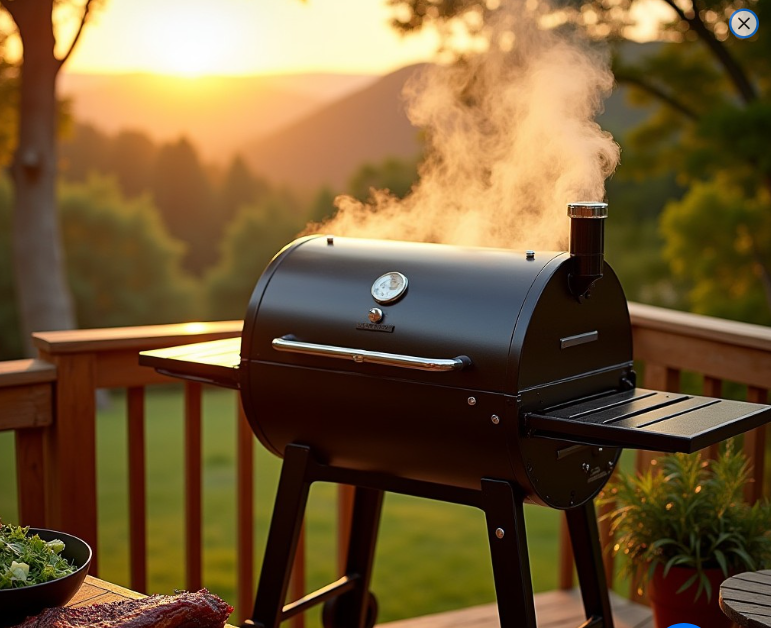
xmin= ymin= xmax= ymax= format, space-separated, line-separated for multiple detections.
xmin=0 ymin=118 xmax=424 ymax=359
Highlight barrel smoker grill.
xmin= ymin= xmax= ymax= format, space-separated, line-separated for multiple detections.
xmin=141 ymin=203 xmax=771 ymax=628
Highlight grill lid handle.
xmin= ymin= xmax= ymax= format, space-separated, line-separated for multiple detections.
xmin=272 ymin=336 xmax=471 ymax=372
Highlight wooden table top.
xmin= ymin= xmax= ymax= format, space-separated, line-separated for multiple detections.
xmin=66 ymin=575 xmax=145 ymax=607
xmin=720 ymin=570 xmax=771 ymax=627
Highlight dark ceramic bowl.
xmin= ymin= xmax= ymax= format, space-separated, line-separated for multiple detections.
xmin=0 ymin=528 xmax=92 ymax=627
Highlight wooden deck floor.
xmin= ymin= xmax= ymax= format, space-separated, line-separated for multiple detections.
xmin=380 ymin=589 xmax=653 ymax=628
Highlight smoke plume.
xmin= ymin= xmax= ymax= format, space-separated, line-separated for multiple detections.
xmin=315 ymin=0 xmax=619 ymax=251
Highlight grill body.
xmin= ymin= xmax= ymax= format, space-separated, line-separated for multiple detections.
xmin=140 ymin=227 xmax=771 ymax=628
xmin=239 ymin=235 xmax=631 ymax=508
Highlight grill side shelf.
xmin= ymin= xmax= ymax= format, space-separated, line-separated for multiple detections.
xmin=526 ymin=388 xmax=771 ymax=453
xmin=139 ymin=338 xmax=241 ymax=390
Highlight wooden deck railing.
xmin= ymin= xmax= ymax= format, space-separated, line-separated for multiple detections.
xmin=0 ymin=303 xmax=769 ymax=622
xmin=0 ymin=358 xmax=56 ymax=528
xmin=557 ymin=302 xmax=771 ymax=597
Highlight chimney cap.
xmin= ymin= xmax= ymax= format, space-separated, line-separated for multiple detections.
xmin=567 ymin=202 xmax=608 ymax=219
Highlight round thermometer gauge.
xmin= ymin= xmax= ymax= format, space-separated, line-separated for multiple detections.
xmin=371 ymin=272 xmax=408 ymax=304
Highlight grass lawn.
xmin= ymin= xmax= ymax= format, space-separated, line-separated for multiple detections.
xmin=0 ymin=386 xmax=628 ymax=624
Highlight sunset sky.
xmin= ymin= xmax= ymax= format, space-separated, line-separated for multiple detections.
xmin=48 ymin=0 xmax=670 ymax=78
xmin=62 ymin=0 xmax=440 ymax=77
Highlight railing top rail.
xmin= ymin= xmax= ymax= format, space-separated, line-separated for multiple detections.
xmin=22 ymin=304 xmax=770 ymax=359
xmin=32 ymin=321 xmax=242 ymax=355
xmin=0 ymin=359 xmax=56 ymax=388
xmin=628 ymin=302 xmax=771 ymax=353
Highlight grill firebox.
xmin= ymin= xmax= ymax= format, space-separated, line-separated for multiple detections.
xmin=141 ymin=204 xmax=771 ymax=628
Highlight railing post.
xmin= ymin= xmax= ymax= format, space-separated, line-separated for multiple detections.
xmin=184 ymin=381 xmax=203 ymax=592
xmin=127 ymin=387 xmax=147 ymax=593
xmin=557 ymin=515 xmax=573 ymax=590
xmin=15 ymin=428 xmax=48 ymax=527
xmin=1 ymin=359 xmax=56 ymax=528
xmin=237 ymin=403 xmax=255 ymax=622
xmin=38 ymin=350 xmax=99 ymax=575
xmin=745 ymin=387 xmax=768 ymax=504
xmin=338 ymin=485 xmax=355 ymax=574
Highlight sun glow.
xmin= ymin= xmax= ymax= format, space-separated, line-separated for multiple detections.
xmin=63 ymin=0 xmax=439 ymax=77
xmin=138 ymin=5 xmax=242 ymax=77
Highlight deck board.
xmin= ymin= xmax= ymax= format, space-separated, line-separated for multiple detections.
xmin=378 ymin=589 xmax=652 ymax=628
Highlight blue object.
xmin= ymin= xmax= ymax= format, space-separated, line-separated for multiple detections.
xmin=729 ymin=9 xmax=759 ymax=39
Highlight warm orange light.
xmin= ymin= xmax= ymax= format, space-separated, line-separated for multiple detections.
xmin=181 ymin=322 xmax=208 ymax=334
xmin=63 ymin=0 xmax=439 ymax=77
xmin=138 ymin=4 xmax=238 ymax=77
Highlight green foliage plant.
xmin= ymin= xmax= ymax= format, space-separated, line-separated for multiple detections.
xmin=205 ymin=191 xmax=306 ymax=321
xmin=601 ymin=443 xmax=771 ymax=602
xmin=660 ymin=180 xmax=771 ymax=325
xmin=58 ymin=175 xmax=200 ymax=327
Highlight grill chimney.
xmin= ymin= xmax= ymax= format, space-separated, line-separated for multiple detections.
xmin=568 ymin=202 xmax=608 ymax=299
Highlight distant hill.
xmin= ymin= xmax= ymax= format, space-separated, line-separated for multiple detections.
xmin=241 ymin=65 xmax=426 ymax=190
xmin=61 ymin=43 xmax=659 ymax=185
xmin=240 ymin=51 xmax=657 ymax=191
xmin=59 ymin=72 xmax=376 ymax=161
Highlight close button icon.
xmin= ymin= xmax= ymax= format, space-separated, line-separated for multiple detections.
xmin=729 ymin=9 xmax=759 ymax=39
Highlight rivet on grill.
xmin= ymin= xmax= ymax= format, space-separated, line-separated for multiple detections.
xmin=467 ymin=397 xmax=477 ymax=406
xmin=368 ymin=308 xmax=384 ymax=323
xmin=495 ymin=528 xmax=505 ymax=539
xmin=491 ymin=414 xmax=500 ymax=425
xmin=526 ymin=250 xmax=535 ymax=260
xmin=582 ymin=463 xmax=590 ymax=473
xmin=607 ymin=461 xmax=615 ymax=471
xmin=326 ymin=235 xmax=334 ymax=245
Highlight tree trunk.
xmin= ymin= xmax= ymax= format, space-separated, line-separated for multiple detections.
xmin=5 ymin=0 xmax=76 ymax=355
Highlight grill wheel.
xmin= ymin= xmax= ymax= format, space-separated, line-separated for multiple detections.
xmin=322 ymin=591 xmax=378 ymax=628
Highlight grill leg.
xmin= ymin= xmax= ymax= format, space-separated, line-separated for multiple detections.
xmin=323 ymin=486 xmax=384 ymax=628
xmin=481 ymin=478 xmax=537 ymax=628
xmin=246 ymin=444 xmax=313 ymax=628
xmin=566 ymin=500 xmax=614 ymax=628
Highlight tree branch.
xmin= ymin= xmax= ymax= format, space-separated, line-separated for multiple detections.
xmin=616 ymin=74 xmax=699 ymax=121
xmin=660 ymin=0 xmax=757 ymax=104
xmin=57 ymin=0 xmax=95 ymax=68
xmin=659 ymin=0 xmax=689 ymax=22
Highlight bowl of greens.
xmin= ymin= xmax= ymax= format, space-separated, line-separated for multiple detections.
xmin=0 ymin=523 xmax=92 ymax=626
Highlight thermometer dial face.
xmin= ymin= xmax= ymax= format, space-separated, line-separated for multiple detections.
xmin=371 ymin=272 xmax=408 ymax=304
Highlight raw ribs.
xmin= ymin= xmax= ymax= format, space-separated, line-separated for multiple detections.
xmin=15 ymin=589 xmax=233 ymax=628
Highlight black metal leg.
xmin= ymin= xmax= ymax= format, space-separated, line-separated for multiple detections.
xmin=565 ymin=500 xmax=614 ymax=628
xmin=481 ymin=478 xmax=537 ymax=628
xmin=247 ymin=445 xmax=313 ymax=628
xmin=327 ymin=486 xmax=384 ymax=628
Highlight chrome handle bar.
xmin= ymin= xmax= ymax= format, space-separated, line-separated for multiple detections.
xmin=272 ymin=336 xmax=470 ymax=372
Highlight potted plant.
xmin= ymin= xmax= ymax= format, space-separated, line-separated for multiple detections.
xmin=600 ymin=443 xmax=771 ymax=628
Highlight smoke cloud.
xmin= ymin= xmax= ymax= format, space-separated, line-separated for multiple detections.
xmin=314 ymin=0 xmax=619 ymax=251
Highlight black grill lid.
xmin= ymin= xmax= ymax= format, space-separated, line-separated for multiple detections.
xmin=526 ymin=388 xmax=771 ymax=453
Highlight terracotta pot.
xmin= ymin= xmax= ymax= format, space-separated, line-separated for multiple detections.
xmin=648 ymin=564 xmax=733 ymax=628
